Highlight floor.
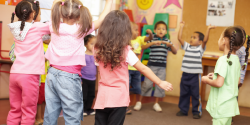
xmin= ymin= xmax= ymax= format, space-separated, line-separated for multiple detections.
xmin=1 ymin=95 xmax=250 ymax=124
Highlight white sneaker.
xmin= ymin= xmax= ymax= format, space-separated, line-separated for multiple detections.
xmin=83 ymin=112 xmax=88 ymax=116
xmin=133 ymin=101 xmax=142 ymax=111
xmin=89 ymin=111 xmax=96 ymax=115
xmin=153 ymin=103 xmax=162 ymax=112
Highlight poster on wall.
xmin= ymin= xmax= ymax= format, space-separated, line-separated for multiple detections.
xmin=206 ymin=0 xmax=236 ymax=27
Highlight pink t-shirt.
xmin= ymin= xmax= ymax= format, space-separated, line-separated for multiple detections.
xmin=45 ymin=23 xmax=95 ymax=74
xmin=94 ymin=46 xmax=139 ymax=109
xmin=8 ymin=22 xmax=50 ymax=74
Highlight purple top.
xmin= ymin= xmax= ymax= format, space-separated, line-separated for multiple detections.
xmin=81 ymin=54 xmax=97 ymax=80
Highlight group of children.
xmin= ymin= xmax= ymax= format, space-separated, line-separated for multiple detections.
xmin=6 ymin=0 xmax=249 ymax=125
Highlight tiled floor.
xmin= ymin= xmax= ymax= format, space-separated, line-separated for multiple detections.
xmin=0 ymin=95 xmax=250 ymax=124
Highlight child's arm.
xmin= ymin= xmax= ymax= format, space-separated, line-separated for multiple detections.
xmin=162 ymin=42 xmax=177 ymax=54
xmin=94 ymin=0 xmax=113 ymax=30
xmin=141 ymin=41 xmax=162 ymax=50
xmin=202 ymin=74 xmax=224 ymax=88
xmin=202 ymin=25 xmax=216 ymax=49
xmin=178 ymin=21 xmax=185 ymax=46
xmin=144 ymin=29 xmax=153 ymax=42
xmin=133 ymin=61 xmax=173 ymax=91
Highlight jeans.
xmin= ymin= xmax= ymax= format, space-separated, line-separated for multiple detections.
xmin=129 ymin=70 xmax=141 ymax=94
xmin=44 ymin=67 xmax=83 ymax=125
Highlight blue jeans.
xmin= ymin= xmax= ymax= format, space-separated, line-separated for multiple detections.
xmin=129 ymin=70 xmax=141 ymax=94
xmin=44 ymin=67 xmax=83 ymax=125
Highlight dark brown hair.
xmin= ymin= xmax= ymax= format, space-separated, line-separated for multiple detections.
xmin=84 ymin=34 xmax=95 ymax=45
xmin=11 ymin=0 xmax=40 ymax=31
xmin=52 ymin=0 xmax=92 ymax=38
xmin=223 ymin=26 xmax=249 ymax=69
xmin=94 ymin=10 xmax=132 ymax=71
xmin=154 ymin=21 xmax=167 ymax=30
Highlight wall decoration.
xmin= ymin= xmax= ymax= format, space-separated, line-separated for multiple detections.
xmin=136 ymin=0 xmax=154 ymax=10
xmin=206 ymin=0 xmax=236 ymax=26
xmin=164 ymin=0 xmax=182 ymax=9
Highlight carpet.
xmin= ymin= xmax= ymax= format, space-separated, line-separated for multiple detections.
xmin=57 ymin=102 xmax=250 ymax=125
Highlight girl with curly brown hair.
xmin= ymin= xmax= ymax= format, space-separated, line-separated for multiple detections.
xmin=93 ymin=10 xmax=173 ymax=125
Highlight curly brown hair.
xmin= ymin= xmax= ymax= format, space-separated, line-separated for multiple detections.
xmin=94 ymin=10 xmax=132 ymax=70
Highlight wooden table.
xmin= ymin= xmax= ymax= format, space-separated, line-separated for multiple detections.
xmin=0 ymin=60 xmax=13 ymax=74
xmin=201 ymin=56 xmax=250 ymax=101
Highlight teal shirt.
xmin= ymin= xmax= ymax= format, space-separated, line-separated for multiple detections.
xmin=206 ymin=55 xmax=241 ymax=118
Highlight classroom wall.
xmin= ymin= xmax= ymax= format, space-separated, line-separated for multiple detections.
xmin=127 ymin=0 xmax=250 ymax=108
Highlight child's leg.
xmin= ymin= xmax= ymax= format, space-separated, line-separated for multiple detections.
xmin=191 ymin=74 xmax=202 ymax=116
xmin=141 ymin=66 xmax=155 ymax=97
xmin=213 ymin=117 xmax=232 ymax=125
xmin=36 ymin=104 xmax=43 ymax=122
xmin=7 ymin=74 xmax=22 ymax=125
xmin=15 ymin=74 xmax=40 ymax=125
xmin=95 ymin=107 xmax=127 ymax=125
xmin=129 ymin=71 xmax=141 ymax=95
xmin=36 ymin=82 xmax=45 ymax=122
xmin=178 ymin=73 xmax=191 ymax=115
xmin=86 ymin=79 xmax=96 ymax=112
xmin=43 ymin=70 xmax=63 ymax=125
xmin=44 ymin=67 xmax=83 ymax=125
xmin=82 ymin=78 xmax=89 ymax=112
xmin=155 ymin=97 xmax=159 ymax=104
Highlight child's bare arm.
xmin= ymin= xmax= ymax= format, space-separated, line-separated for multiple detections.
xmin=163 ymin=42 xmax=177 ymax=54
xmin=178 ymin=21 xmax=185 ymax=46
xmin=133 ymin=61 xmax=173 ymax=91
xmin=144 ymin=29 xmax=153 ymax=42
xmin=202 ymin=25 xmax=216 ymax=49
xmin=141 ymin=41 xmax=162 ymax=50
xmin=94 ymin=0 xmax=113 ymax=30
xmin=202 ymin=74 xmax=224 ymax=87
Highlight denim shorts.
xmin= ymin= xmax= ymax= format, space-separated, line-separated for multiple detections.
xmin=44 ymin=67 xmax=83 ymax=125
xmin=129 ymin=70 xmax=141 ymax=94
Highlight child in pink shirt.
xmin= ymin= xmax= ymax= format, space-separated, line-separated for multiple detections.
xmin=43 ymin=0 xmax=113 ymax=124
xmin=94 ymin=10 xmax=174 ymax=125
xmin=7 ymin=1 xmax=50 ymax=125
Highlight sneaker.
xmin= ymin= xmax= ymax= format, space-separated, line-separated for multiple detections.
xmin=153 ymin=103 xmax=162 ymax=112
xmin=126 ymin=108 xmax=132 ymax=115
xmin=133 ymin=101 xmax=142 ymax=111
xmin=193 ymin=114 xmax=201 ymax=119
xmin=83 ymin=112 xmax=88 ymax=116
xmin=176 ymin=111 xmax=188 ymax=116
xmin=89 ymin=111 xmax=96 ymax=115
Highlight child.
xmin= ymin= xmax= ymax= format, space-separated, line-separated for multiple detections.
xmin=35 ymin=35 xmax=51 ymax=125
xmin=44 ymin=0 xmax=113 ymax=124
xmin=7 ymin=0 xmax=50 ymax=124
xmin=126 ymin=22 xmax=153 ymax=114
xmin=202 ymin=27 xmax=249 ymax=125
xmin=81 ymin=35 xmax=97 ymax=116
xmin=176 ymin=21 xmax=215 ymax=119
xmin=93 ymin=10 xmax=173 ymax=125
xmin=134 ymin=21 xmax=177 ymax=112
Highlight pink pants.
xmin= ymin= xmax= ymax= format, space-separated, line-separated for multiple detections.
xmin=7 ymin=73 xmax=40 ymax=125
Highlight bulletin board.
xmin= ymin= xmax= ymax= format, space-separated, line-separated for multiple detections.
xmin=182 ymin=0 xmax=250 ymax=53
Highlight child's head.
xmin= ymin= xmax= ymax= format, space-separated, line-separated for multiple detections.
xmin=95 ymin=10 xmax=132 ymax=70
xmin=52 ymin=0 xmax=92 ymax=38
xmin=84 ymin=34 xmax=96 ymax=52
xmin=154 ymin=21 xmax=167 ymax=38
xmin=218 ymin=26 xmax=249 ymax=69
xmin=190 ymin=32 xmax=204 ymax=46
xmin=131 ymin=22 xmax=139 ymax=40
xmin=11 ymin=0 xmax=40 ymax=31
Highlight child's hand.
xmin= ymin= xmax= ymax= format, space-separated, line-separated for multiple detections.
xmin=207 ymin=73 xmax=214 ymax=80
xmin=202 ymin=76 xmax=210 ymax=84
xmin=180 ymin=21 xmax=185 ymax=27
xmin=158 ymin=81 xmax=173 ymax=91
xmin=153 ymin=41 xmax=162 ymax=45
xmin=163 ymin=42 xmax=173 ymax=47
xmin=208 ymin=24 xmax=216 ymax=29
xmin=146 ymin=29 xmax=153 ymax=35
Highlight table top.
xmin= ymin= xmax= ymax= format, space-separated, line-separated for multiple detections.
xmin=0 ymin=60 xmax=13 ymax=64
xmin=202 ymin=56 xmax=250 ymax=71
